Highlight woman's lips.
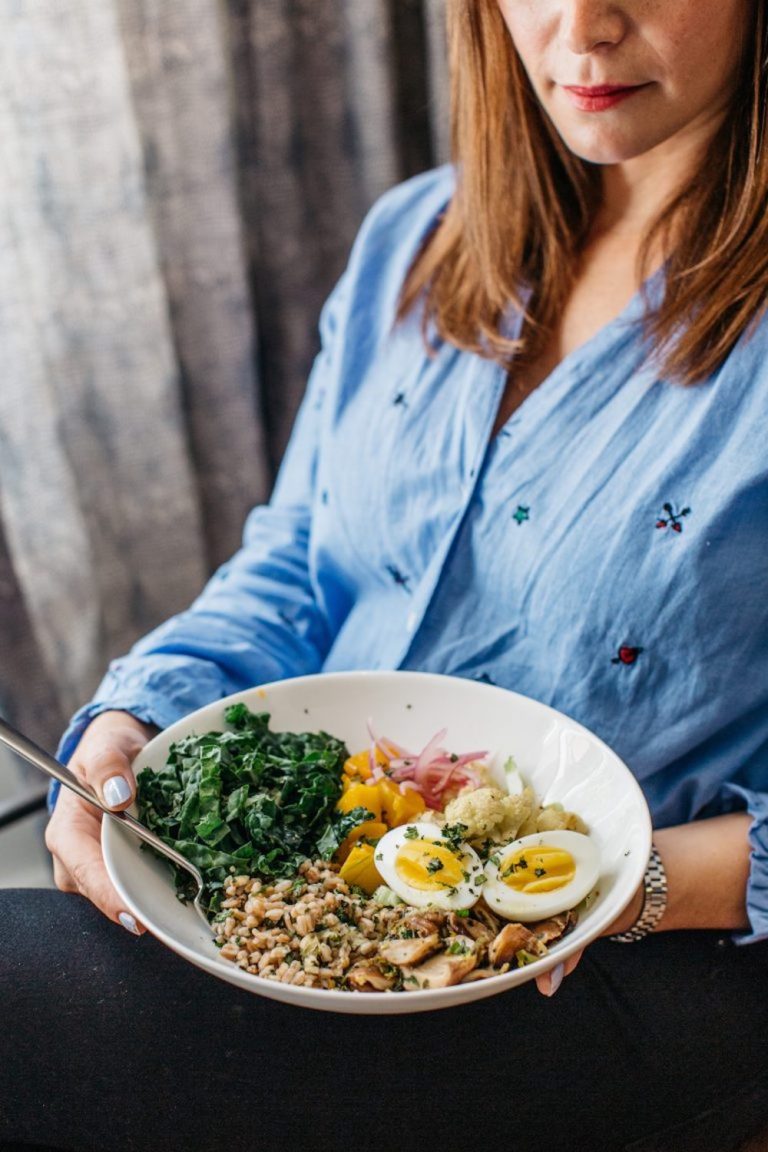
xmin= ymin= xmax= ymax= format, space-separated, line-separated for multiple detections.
xmin=562 ymin=84 xmax=649 ymax=112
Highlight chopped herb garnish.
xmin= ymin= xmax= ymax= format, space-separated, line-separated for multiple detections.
xmin=426 ymin=858 xmax=445 ymax=874
xmin=404 ymin=826 xmax=419 ymax=840
xmin=455 ymin=909 xmax=470 ymax=918
xmin=534 ymin=867 xmax=546 ymax=878
xmin=501 ymin=855 xmax=529 ymax=879
xmin=446 ymin=939 xmax=470 ymax=955
xmin=515 ymin=949 xmax=539 ymax=967
xmin=441 ymin=822 xmax=469 ymax=852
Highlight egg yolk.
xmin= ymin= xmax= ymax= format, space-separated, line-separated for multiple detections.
xmin=499 ymin=844 xmax=576 ymax=894
xmin=395 ymin=839 xmax=465 ymax=892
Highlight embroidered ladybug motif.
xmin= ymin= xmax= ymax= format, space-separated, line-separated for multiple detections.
xmin=512 ymin=505 xmax=530 ymax=526
xmin=385 ymin=564 xmax=412 ymax=594
xmin=656 ymin=502 xmax=690 ymax=533
xmin=612 ymin=645 xmax=643 ymax=665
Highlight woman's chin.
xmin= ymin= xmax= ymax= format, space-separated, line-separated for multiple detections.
xmin=550 ymin=120 xmax=668 ymax=167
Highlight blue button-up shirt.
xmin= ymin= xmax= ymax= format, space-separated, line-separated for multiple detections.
xmin=55 ymin=166 xmax=768 ymax=942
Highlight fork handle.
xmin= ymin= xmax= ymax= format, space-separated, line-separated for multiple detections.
xmin=0 ymin=716 xmax=204 ymax=885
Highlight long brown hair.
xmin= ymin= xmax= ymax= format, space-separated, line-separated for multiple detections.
xmin=398 ymin=0 xmax=768 ymax=384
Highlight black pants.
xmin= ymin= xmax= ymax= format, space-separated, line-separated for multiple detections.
xmin=1 ymin=889 xmax=767 ymax=1152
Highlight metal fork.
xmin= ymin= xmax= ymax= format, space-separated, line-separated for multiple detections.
xmin=0 ymin=716 xmax=213 ymax=935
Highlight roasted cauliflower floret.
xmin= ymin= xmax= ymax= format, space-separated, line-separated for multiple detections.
xmin=443 ymin=787 xmax=589 ymax=844
xmin=536 ymin=804 xmax=589 ymax=835
xmin=443 ymin=785 xmax=535 ymax=844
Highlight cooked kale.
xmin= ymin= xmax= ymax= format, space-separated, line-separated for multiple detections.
xmin=136 ymin=703 xmax=355 ymax=909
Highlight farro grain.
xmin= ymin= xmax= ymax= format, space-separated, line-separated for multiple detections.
xmin=213 ymin=858 xmax=511 ymax=993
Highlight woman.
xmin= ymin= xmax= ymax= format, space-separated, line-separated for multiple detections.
xmin=2 ymin=2 xmax=767 ymax=1150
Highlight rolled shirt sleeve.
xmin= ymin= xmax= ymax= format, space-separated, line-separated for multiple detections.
xmin=724 ymin=783 xmax=768 ymax=944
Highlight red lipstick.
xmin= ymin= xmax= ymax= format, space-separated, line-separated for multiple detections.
xmin=563 ymin=84 xmax=648 ymax=112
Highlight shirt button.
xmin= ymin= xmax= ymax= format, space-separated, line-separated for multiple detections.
xmin=406 ymin=611 xmax=418 ymax=633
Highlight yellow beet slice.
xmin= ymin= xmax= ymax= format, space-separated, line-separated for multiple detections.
xmin=339 ymin=843 xmax=383 ymax=895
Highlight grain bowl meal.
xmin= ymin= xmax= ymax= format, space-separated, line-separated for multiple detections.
xmin=136 ymin=703 xmax=599 ymax=992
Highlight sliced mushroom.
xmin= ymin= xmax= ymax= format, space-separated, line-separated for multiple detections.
xmin=533 ymin=910 xmax=576 ymax=945
xmin=346 ymin=963 xmax=395 ymax=992
xmin=471 ymin=903 xmax=503 ymax=933
xmin=379 ymin=932 xmax=441 ymax=967
xmin=443 ymin=914 xmax=495 ymax=966
xmin=400 ymin=936 xmax=478 ymax=990
xmin=397 ymin=909 xmax=446 ymax=937
xmin=463 ymin=963 xmax=510 ymax=982
xmin=488 ymin=923 xmax=547 ymax=967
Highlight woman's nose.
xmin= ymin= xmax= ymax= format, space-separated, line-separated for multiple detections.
xmin=559 ymin=0 xmax=628 ymax=55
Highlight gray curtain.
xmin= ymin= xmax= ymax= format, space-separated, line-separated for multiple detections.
xmin=0 ymin=0 xmax=449 ymax=751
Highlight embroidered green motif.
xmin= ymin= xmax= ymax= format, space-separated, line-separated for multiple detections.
xmin=512 ymin=505 xmax=530 ymax=526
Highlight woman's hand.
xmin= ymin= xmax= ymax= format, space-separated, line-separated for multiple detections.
xmin=535 ymin=810 xmax=753 ymax=995
xmin=535 ymin=881 xmax=645 ymax=996
xmin=44 ymin=710 xmax=158 ymax=933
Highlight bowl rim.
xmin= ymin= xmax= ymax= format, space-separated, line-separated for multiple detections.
xmin=103 ymin=669 xmax=652 ymax=1013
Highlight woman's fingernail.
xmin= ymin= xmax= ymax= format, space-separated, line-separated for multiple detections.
xmin=547 ymin=962 xmax=565 ymax=997
xmin=118 ymin=912 xmax=141 ymax=935
xmin=103 ymin=775 xmax=132 ymax=808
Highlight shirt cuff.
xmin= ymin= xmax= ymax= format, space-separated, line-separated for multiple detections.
xmin=723 ymin=783 xmax=768 ymax=945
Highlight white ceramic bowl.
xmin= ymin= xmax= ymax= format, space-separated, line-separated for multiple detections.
xmin=103 ymin=670 xmax=650 ymax=1014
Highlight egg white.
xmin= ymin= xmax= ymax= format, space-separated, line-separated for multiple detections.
xmin=483 ymin=830 xmax=599 ymax=922
xmin=374 ymin=822 xmax=484 ymax=911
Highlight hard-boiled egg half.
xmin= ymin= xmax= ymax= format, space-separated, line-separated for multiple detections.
xmin=483 ymin=830 xmax=599 ymax=922
xmin=374 ymin=822 xmax=485 ymax=911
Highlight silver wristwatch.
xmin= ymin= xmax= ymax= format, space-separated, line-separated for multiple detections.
xmin=610 ymin=844 xmax=668 ymax=943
